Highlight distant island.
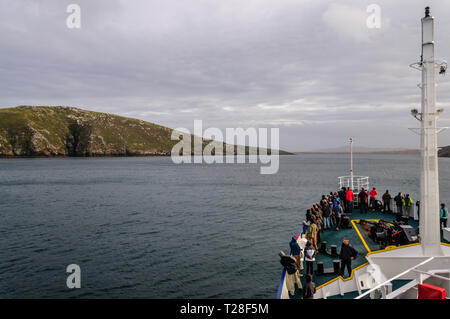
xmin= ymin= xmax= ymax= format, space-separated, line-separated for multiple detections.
xmin=297 ymin=147 xmax=450 ymax=157
xmin=295 ymin=150 xmax=420 ymax=155
xmin=294 ymin=145 xmax=420 ymax=155
xmin=0 ymin=106 xmax=291 ymax=157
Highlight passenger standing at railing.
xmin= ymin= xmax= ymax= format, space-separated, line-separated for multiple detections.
xmin=311 ymin=206 xmax=322 ymax=245
xmin=416 ymin=200 xmax=420 ymax=219
xmin=369 ymin=187 xmax=378 ymax=211
xmin=440 ymin=203 xmax=448 ymax=229
xmin=298 ymin=234 xmax=308 ymax=273
xmin=328 ymin=192 xmax=334 ymax=202
xmin=332 ymin=197 xmax=342 ymax=230
xmin=403 ymin=194 xmax=413 ymax=218
xmin=321 ymin=196 xmax=332 ymax=229
xmin=314 ymin=203 xmax=324 ymax=230
xmin=279 ymin=251 xmax=302 ymax=296
xmin=306 ymin=209 xmax=313 ymax=223
xmin=345 ymin=187 xmax=354 ymax=214
xmin=338 ymin=187 xmax=347 ymax=212
xmin=382 ymin=190 xmax=392 ymax=213
xmin=304 ymin=241 xmax=316 ymax=276
xmin=289 ymin=236 xmax=302 ymax=270
xmin=394 ymin=192 xmax=404 ymax=215
xmin=305 ymin=221 xmax=318 ymax=251
xmin=301 ymin=221 xmax=308 ymax=235
xmin=358 ymin=188 xmax=369 ymax=214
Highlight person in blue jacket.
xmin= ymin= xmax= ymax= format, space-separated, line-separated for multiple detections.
xmin=289 ymin=235 xmax=302 ymax=270
xmin=301 ymin=221 xmax=308 ymax=235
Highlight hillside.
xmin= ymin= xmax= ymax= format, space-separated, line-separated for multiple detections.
xmin=0 ymin=106 xmax=290 ymax=157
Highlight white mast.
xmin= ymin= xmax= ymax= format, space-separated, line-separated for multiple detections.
xmin=350 ymin=137 xmax=354 ymax=190
xmin=417 ymin=7 xmax=442 ymax=256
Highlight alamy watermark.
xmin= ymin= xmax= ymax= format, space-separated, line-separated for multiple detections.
xmin=366 ymin=4 xmax=381 ymax=29
xmin=66 ymin=264 xmax=81 ymax=288
xmin=66 ymin=4 xmax=81 ymax=29
xmin=171 ymin=120 xmax=280 ymax=175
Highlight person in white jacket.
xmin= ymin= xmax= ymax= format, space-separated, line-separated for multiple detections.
xmin=298 ymin=234 xmax=308 ymax=273
xmin=304 ymin=241 xmax=316 ymax=276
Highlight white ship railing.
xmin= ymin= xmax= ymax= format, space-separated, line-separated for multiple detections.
xmin=338 ymin=175 xmax=369 ymax=192
xmin=355 ymin=256 xmax=450 ymax=299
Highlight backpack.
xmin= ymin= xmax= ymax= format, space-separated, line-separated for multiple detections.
xmin=333 ymin=205 xmax=341 ymax=217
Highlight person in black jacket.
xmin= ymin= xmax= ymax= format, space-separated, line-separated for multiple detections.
xmin=382 ymin=190 xmax=392 ymax=213
xmin=394 ymin=192 xmax=404 ymax=215
xmin=358 ymin=188 xmax=368 ymax=214
xmin=305 ymin=209 xmax=312 ymax=223
xmin=338 ymin=187 xmax=346 ymax=212
xmin=339 ymin=238 xmax=358 ymax=277
xmin=279 ymin=251 xmax=302 ymax=296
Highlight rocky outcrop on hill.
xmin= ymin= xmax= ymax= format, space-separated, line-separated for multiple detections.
xmin=0 ymin=106 xmax=178 ymax=156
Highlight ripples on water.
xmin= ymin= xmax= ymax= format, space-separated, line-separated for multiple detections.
xmin=1 ymin=154 xmax=450 ymax=298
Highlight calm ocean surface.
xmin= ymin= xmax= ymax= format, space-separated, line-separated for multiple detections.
xmin=1 ymin=154 xmax=450 ymax=298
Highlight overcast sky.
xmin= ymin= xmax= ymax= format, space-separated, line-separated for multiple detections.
xmin=1 ymin=0 xmax=450 ymax=152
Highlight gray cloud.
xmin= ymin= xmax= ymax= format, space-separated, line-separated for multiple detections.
xmin=1 ymin=0 xmax=450 ymax=151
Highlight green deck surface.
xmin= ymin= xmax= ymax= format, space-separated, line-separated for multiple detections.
xmin=289 ymin=209 xmax=422 ymax=299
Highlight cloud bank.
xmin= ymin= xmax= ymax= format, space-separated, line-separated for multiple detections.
xmin=1 ymin=0 xmax=450 ymax=151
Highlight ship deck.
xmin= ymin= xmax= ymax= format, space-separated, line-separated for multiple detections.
xmin=288 ymin=209 xmax=449 ymax=299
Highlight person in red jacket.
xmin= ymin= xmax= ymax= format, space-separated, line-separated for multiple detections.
xmin=369 ymin=187 xmax=378 ymax=211
xmin=345 ymin=187 xmax=355 ymax=214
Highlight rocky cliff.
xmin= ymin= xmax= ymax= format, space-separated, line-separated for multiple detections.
xmin=0 ymin=106 xmax=179 ymax=156
xmin=0 ymin=106 xmax=289 ymax=157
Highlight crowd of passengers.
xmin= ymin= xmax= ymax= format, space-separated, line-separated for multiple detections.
xmin=279 ymin=187 xmax=449 ymax=299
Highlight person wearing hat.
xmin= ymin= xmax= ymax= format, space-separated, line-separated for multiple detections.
xmin=279 ymin=251 xmax=302 ymax=296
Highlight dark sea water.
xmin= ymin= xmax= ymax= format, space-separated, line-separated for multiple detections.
xmin=1 ymin=154 xmax=450 ymax=298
